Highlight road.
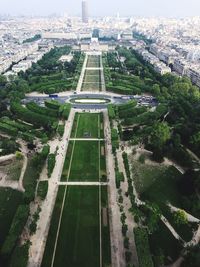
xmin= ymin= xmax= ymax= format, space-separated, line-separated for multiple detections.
xmin=24 ymin=91 xmax=157 ymax=109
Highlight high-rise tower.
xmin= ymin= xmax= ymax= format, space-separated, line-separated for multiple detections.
xmin=82 ymin=1 xmax=89 ymax=23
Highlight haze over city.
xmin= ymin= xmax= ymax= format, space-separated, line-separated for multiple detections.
xmin=1 ymin=0 xmax=200 ymax=17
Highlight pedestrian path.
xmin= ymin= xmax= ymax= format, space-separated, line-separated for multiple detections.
xmin=57 ymin=181 xmax=108 ymax=186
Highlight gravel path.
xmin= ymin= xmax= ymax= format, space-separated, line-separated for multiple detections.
xmin=104 ymin=110 xmax=126 ymax=267
xmin=116 ymin=149 xmax=139 ymax=267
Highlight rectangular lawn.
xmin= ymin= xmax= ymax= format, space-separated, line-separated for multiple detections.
xmin=71 ymin=113 xmax=101 ymax=139
xmin=42 ymin=186 xmax=100 ymax=267
xmin=62 ymin=141 xmax=100 ymax=182
xmin=86 ymin=56 xmax=100 ymax=68
xmin=81 ymin=82 xmax=101 ymax=91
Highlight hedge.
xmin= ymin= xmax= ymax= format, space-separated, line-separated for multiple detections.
xmin=10 ymin=102 xmax=55 ymax=128
xmin=108 ymin=104 xmax=115 ymax=119
xmin=1 ymin=205 xmax=30 ymax=259
xmin=115 ymin=171 xmax=125 ymax=188
xmin=47 ymin=153 xmax=56 ymax=178
xmin=45 ymin=100 xmax=61 ymax=110
xmin=37 ymin=181 xmax=48 ymax=200
xmin=134 ymin=227 xmax=154 ymax=267
xmin=26 ymin=102 xmax=59 ymax=118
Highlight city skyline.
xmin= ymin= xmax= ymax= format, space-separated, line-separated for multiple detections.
xmin=1 ymin=0 xmax=200 ymax=17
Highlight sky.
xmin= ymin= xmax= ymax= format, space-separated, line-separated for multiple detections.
xmin=1 ymin=0 xmax=200 ymax=17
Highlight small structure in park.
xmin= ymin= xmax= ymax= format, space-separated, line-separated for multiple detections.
xmin=83 ymin=131 xmax=91 ymax=138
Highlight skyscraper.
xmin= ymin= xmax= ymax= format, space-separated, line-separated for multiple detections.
xmin=82 ymin=1 xmax=89 ymax=23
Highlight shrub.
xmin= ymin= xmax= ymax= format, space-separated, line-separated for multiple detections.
xmin=57 ymin=124 xmax=65 ymax=137
xmin=134 ymin=227 xmax=154 ymax=267
xmin=115 ymin=171 xmax=125 ymax=188
xmin=37 ymin=181 xmax=48 ymax=200
xmin=47 ymin=153 xmax=56 ymax=178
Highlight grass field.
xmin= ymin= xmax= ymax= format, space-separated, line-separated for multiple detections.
xmin=62 ymin=141 xmax=100 ymax=182
xmin=82 ymin=55 xmax=102 ymax=91
xmin=42 ymin=108 xmax=111 ymax=267
xmin=41 ymin=186 xmax=100 ymax=267
xmin=81 ymin=82 xmax=101 ymax=91
xmin=41 ymin=186 xmax=65 ymax=267
xmin=86 ymin=55 xmax=100 ymax=68
xmin=0 ymin=158 xmax=23 ymax=181
xmin=71 ymin=113 xmax=102 ymax=139
xmin=84 ymin=71 xmax=100 ymax=83
xmin=62 ymin=112 xmax=106 ymax=182
xmin=131 ymin=159 xmax=182 ymax=207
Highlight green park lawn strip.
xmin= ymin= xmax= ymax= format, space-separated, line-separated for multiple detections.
xmin=85 ymin=69 xmax=100 ymax=76
xmin=41 ymin=186 xmax=65 ymax=267
xmin=62 ymin=141 xmax=100 ymax=182
xmin=86 ymin=56 xmax=100 ymax=68
xmin=71 ymin=113 xmax=100 ymax=139
xmin=0 ymin=188 xmax=22 ymax=251
xmin=47 ymin=186 xmax=100 ymax=267
xmin=84 ymin=71 xmax=100 ymax=83
xmin=81 ymin=81 xmax=101 ymax=91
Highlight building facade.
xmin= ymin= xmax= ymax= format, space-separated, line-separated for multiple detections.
xmin=82 ymin=1 xmax=89 ymax=23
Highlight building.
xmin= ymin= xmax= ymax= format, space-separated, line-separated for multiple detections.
xmin=80 ymin=38 xmax=109 ymax=52
xmin=82 ymin=1 xmax=89 ymax=23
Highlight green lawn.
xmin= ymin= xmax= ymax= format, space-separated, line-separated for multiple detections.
xmin=71 ymin=113 xmax=101 ymax=139
xmin=84 ymin=71 xmax=100 ymax=83
xmin=81 ymin=82 xmax=101 ymax=91
xmin=85 ymin=70 xmax=100 ymax=76
xmin=0 ymin=188 xmax=22 ymax=250
xmin=0 ymin=159 xmax=23 ymax=181
xmin=86 ymin=56 xmax=100 ymax=68
xmin=82 ymin=60 xmax=101 ymax=91
xmin=62 ymin=141 xmax=100 ymax=182
xmin=41 ymin=186 xmax=65 ymax=267
xmin=131 ymin=160 xmax=182 ymax=207
xmin=42 ymin=186 xmax=100 ymax=267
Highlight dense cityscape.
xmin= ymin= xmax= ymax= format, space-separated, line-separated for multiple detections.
xmin=0 ymin=1 xmax=199 ymax=267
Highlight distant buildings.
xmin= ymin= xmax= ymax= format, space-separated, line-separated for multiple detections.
xmin=82 ymin=1 xmax=89 ymax=23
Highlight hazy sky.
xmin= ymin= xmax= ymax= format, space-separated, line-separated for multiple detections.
xmin=1 ymin=0 xmax=200 ymax=17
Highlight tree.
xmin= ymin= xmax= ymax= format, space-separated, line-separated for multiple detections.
xmin=150 ymin=122 xmax=171 ymax=149
xmin=152 ymin=84 xmax=160 ymax=95
xmin=15 ymin=151 xmax=23 ymax=160
xmin=173 ymin=210 xmax=188 ymax=225
xmin=190 ymin=132 xmax=200 ymax=149
xmin=0 ymin=75 xmax=7 ymax=86
xmin=179 ymin=169 xmax=196 ymax=195
xmin=182 ymin=245 xmax=200 ymax=267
